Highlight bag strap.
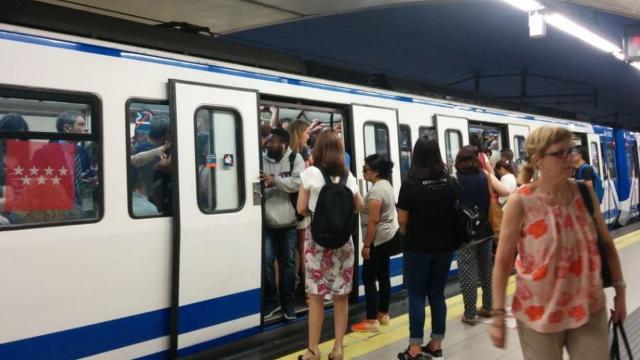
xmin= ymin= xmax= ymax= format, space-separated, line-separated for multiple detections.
xmin=288 ymin=151 xmax=297 ymax=174
xmin=617 ymin=321 xmax=634 ymax=360
xmin=319 ymin=166 xmax=333 ymax=186
xmin=485 ymin=171 xmax=494 ymax=197
xmin=610 ymin=319 xmax=620 ymax=360
xmin=577 ymin=181 xmax=595 ymax=217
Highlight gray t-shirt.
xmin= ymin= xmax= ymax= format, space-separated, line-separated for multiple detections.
xmin=360 ymin=179 xmax=398 ymax=246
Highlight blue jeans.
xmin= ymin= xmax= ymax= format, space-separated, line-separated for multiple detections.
xmin=404 ymin=251 xmax=453 ymax=345
xmin=264 ymin=227 xmax=297 ymax=308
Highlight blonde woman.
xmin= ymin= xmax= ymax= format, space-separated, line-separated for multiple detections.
xmin=491 ymin=126 xmax=626 ymax=359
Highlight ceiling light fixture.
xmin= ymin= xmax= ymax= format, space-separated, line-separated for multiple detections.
xmin=544 ymin=13 xmax=622 ymax=54
xmin=529 ymin=10 xmax=546 ymax=38
xmin=500 ymin=0 xmax=544 ymax=12
xmin=631 ymin=62 xmax=640 ymax=71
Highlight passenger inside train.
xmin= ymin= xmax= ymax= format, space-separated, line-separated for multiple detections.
xmin=0 ymin=99 xmax=100 ymax=226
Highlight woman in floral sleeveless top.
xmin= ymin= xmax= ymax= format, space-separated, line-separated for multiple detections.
xmin=490 ymin=126 xmax=627 ymax=359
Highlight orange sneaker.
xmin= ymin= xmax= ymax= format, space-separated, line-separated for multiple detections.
xmin=350 ymin=319 xmax=381 ymax=332
xmin=377 ymin=312 xmax=390 ymax=326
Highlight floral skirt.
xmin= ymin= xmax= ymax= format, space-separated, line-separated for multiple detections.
xmin=304 ymin=229 xmax=354 ymax=297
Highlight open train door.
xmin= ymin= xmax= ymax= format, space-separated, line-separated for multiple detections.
xmin=434 ymin=115 xmax=469 ymax=172
xmin=351 ymin=104 xmax=403 ymax=296
xmin=168 ymin=80 xmax=262 ymax=356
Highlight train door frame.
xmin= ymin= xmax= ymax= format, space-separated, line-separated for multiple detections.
xmin=351 ymin=103 xmax=402 ymax=299
xmin=258 ymin=95 xmax=354 ymax=321
xmin=168 ymin=79 xmax=261 ymax=356
xmin=587 ymin=133 xmax=604 ymax=179
xmin=467 ymin=120 xmax=508 ymax=166
xmin=434 ymin=114 xmax=470 ymax=172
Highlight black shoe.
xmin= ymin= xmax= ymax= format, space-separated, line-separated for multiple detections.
xmin=265 ymin=305 xmax=281 ymax=318
xmin=421 ymin=342 xmax=443 ymax=359
xmin=283 ymin=303 xmax=297 ymax=320
xmin=397 ymin=347 xmax=425 ymax=360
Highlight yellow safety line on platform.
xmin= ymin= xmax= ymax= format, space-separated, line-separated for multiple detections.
xmin=280 ymin=229 xmax=640 ymax=360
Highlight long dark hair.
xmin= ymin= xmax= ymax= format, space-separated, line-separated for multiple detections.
xmin=364 ymin=154 xmax=393 ymax=181
xmin=408 ymin=136 xmax=447 ymax=180
xmin=312 ymin=129 xmax=346 ymax=176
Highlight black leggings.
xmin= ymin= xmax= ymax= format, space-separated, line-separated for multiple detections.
xmin=362 ymin=241 xmax=391 ymax=319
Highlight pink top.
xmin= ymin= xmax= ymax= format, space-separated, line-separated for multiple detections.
xmin=512 ymin=182 xmax=605 ymax=333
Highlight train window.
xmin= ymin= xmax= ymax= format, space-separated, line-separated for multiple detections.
xmin=603 ymin=142 xmax=617 ymax=179
xmin=195 ymin=107 xmax=244 ymax=213
xmin=419 ymin=126 xmax=436 ymax=139
xmin=515 ymin=136 xmax=526 ymax=167
xmin=590 ymin=142 xmax=601 ymax=176
xmin=445 ymin=129 xmax=462 ymax=172
xmin=626 ymin=142 xmax=636 ymax=178
xmin=127 ymin=101 xmax=172 ymax=218
xmin=399 ymin=124 xmax=411 ymax=181
xmin=0 ymin=90 xmax=101 ymax=228
xmin=364 ymin=122 xmax=390 ymax=160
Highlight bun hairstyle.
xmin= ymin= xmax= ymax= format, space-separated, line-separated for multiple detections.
xmin=364 ymin=153 xmax=394 ymax=181
xmin=495 ymin=160 xmax=515 ymax=175
xmin=518 ymin=126 xmax=572 ymax=184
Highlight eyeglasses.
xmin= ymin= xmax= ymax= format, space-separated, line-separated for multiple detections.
xmin=543 ymin=148 xmax=572 ymax=159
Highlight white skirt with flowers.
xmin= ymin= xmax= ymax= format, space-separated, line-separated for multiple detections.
xmin=304 ymin=228 xmax=354 ymax=297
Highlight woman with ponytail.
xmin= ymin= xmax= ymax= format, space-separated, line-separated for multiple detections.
xmin=491 ymin=126 xmax=626 ymax=359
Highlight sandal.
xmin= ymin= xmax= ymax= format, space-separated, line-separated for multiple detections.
xmin=328 ymin=347 xmax=344 ymax=360
xmin=297 ymin=348 xmax=320 ymax=360
xmin=461 ymin=315 xmax=477 ymax=326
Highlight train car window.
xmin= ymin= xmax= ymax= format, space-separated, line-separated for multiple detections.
xmin=626 ymin=142 xmax=636 ymax=178
xmin=445 ymin=129 xmax=462 ymax=172
xmin=515 ymin=135 xmax=526 ymax=168
xmin=195 ymin=107 xmax=244 ymax=213
xmin=364 ymin=122 xmax=390 ymax=160
xmin=0 ymin=90 xmax=101 ymax=228
xmin=469 ymin=123 xmax=503 ymax=165
xmin=603 ymin=142 xmax=617 ymax=179
xmin=127 ymin=101 xmax=172 ymax=218
xmin=399 ymin=124 xmax=411 ymax=181
xmin=419 ymin=126 xmax=436 ymax=139
xmin=590 ymin=142 xmax=601 ymax=176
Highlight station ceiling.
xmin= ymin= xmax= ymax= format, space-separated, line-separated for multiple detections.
xmin=33 ymin=0 xmax=640 ymax=128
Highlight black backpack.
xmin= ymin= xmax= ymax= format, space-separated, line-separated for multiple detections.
xmin=455 ymin=176 xmax=494 ymax=249
xmin=455 ymin=204 xmax=493 ymax=249
xmin=287 ymin=152 xmax=304 ymax=221
xmin=310 ymin=167 xmax=355 ymax=249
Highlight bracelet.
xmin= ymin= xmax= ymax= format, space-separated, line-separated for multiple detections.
xmin=611 ymin=280 xmax=627 ymax=289
xmin=363 ymin=245 xmax=371 ymax=249
xmin=491 ymin=308 xmax=507 ymax=317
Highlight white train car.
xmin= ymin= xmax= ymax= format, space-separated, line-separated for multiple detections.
xmin=0 ymin=23 xmax=613 ymax=359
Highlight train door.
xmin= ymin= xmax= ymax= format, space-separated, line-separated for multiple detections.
xmin=617 ymin=130 xmax=640 ymax=224
xmin=168 ymin=80 xmax=262 ymax=355
xmin=434 ymin=115 xmax=469 ymax=172
xmin=351 ymin=104 xmax=402 ymax=295
xmin=600 ymin=133 xmax=620 ymax=225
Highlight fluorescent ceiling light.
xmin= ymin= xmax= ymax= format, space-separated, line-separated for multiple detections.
xmin=500 ymin=0 xmax=544 ymax=12
xmin=632 ymin=62 xmax=640 ymax=71
xmin=545 ymin=13 xmax=622 ymax=54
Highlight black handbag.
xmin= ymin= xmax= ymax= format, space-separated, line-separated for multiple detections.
xmin=386 ymin=229 xmax=404 ymax=256
xmin=577 ymin=181 xmax=613 ymax=288
xmin=610 ymin=320 xmax=634 ymax=360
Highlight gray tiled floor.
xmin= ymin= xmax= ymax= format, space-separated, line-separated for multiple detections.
xmin=357 ymin=239 xmax=640 ymax=360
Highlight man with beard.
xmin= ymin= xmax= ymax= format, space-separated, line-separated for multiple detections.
xmin=260 ymin=128 xmax=304 ymax=320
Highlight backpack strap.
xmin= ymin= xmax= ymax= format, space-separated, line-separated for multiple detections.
xmin=577 ymin=180 xmax=595 ymax=216
xmin=288 ymin=151 xmax=297 ymax=173
xmin=576 ymin=163 xmax=587 ymax=179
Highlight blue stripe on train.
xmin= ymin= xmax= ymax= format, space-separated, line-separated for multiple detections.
xmin=0 ymin=289 xmax=259 ymax=359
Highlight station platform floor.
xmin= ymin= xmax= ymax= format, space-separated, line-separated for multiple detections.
xmin=279 ymin=226 xmax=640 ymax=360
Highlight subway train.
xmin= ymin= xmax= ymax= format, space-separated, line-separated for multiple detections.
xmin=0 ymin=22 xmax=639 ymax=359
